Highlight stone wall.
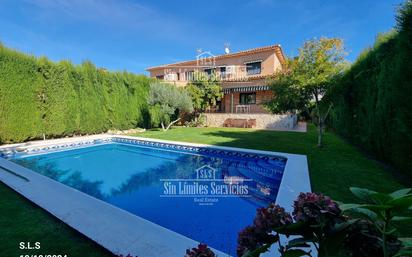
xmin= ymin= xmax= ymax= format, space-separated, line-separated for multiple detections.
xmin=203 ymin=113 xmax=297 ymax=130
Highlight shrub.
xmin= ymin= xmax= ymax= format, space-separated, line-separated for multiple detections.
xmin=326 ymin=1 xmax=412 ymax=175
xmin=235 ymin=188 xmax=412 ymax=257
xmin=147 ymin=82 xmax=193 ymax=131
xmin=0 ymin=44 xmax=151 ymax=142
xmin=0 ymin=45 xmax=44 ymax=142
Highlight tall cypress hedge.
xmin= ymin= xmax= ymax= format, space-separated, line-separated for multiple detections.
xmin=328 ymin=2 xmax=412 ymax=174
xmin=0 ymin=44 xmax=151 ymax=143
xmin=0 ymin=45 xmax=43 ymax=142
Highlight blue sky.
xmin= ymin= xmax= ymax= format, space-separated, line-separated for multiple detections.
xmin=0 ymin=0 xmax=403 ymax=74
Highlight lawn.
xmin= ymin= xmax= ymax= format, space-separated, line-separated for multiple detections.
xmin=0 ymin=124 xmax=410 ymax=256
xmin=0 ymin=182 xmax=115 ymax=257
xmin=137 ymin=125 xmax=412 ymax=236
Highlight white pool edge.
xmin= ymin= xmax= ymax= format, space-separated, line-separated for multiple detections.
xmin=0 ymin=134 xmax=311 ymax=257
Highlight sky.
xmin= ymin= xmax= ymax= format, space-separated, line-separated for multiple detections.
xmin=0 ymin=0 xmax=404 ymax=74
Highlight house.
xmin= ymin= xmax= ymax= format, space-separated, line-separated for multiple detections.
xmin=146 ymin=44 xmax=286 ymax=114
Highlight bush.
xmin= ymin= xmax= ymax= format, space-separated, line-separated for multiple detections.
xmin=147 ymin=81 xmax=193 ymax=131
xmin=0 ymin=45 xmax=43 ymax=142
xmin=235 ymin=188 xmax=412 ymax=257
xmin=0 ymin=44 xmax=152 ymax=142
xmin=327 ymin=1 xmax=412 ymax=175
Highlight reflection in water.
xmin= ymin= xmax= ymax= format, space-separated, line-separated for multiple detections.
xmin=14 ymin=158 xmax=106 ymax=200
xmin=11 ymin=143 xmax=285 ymax=255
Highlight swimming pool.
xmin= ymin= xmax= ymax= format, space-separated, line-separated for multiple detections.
xmin=0 ymin=135 xmax=310 ymax=257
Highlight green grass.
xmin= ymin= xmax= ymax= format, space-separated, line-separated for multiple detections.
xmin=0 ymin=182 xmax=115 ymax=257
xmin=138 ymin=125 xmax=407 ymax=202
xmin=0 ymin=124 xmax=410 ymax=256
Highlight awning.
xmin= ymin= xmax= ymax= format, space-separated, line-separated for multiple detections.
xmin=223 ymin=85 xmax=270 ymax=94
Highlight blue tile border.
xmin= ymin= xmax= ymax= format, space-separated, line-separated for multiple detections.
xmin=1 ymin=137 xmax=287 ymax=165
xmin=112 ymin=137 xmax=287 ymax=163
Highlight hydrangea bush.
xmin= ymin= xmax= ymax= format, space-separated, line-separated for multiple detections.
xmin=185 ymin=188 xmax=412 ymax=257
xmin=235 ymin=189 xmax=412 ymax=257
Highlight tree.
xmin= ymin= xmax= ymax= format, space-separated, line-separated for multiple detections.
xmin=148 ymin=82 xmax=193 ymax=131
xmin=265 ymin=62 xmax=310 ymax=114
xmin=186 ymin=71 xmax=223 ymax=112
xmin=266 ymin=38 xmax=347 ymax=147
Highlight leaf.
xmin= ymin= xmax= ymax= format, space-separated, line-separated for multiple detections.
xmin=286 ymin=238 xmax=311 ymax=248
xmin=333 ymin=219 xmax=359 ymax=231
xmin=350 ymin=187 xmax=393 ymax=204
xmin=241 ymin=244 xmax=272 ymax=257
xmin=370 ymin=192 xmax=394 ymax=204
xmin=393 ymin=216 xmax=412 ymax=222
xmin=340 ymin=205 xmax=378 ymax=220
xmin=350 ymin=187 xmax=378 ymax=202
xmin=282 ymin=249 xmax=310 ymax=257
xmin=400 ymin=237 xmax=412 ymax=248
xmin=384 ymin=228 xmax=397 ymax=235
xmin=357 ymin=204 xmax=393 ymax=212
xmin=339 ymin=203 xmax=361 ymax=211
xmin=322 ymin=221 xmax=355 ymax=255
xmin=390 ymin=188 xmax=412 ymax=199
xmin=387 ymin=195 xmax=412 ymax=212
xmin=274 ymin=222 xmax=312 ymax=236
xmin=393 ymin=249 xmax=412 ymax=257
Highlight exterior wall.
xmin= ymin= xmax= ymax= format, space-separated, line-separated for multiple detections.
xmin=203 ymin=113 xmax=297 ymax=130
xmin=147 ymin=48 xmax=282 ymax=84
xmin=147 ymin=45 xmax=284 ymax=114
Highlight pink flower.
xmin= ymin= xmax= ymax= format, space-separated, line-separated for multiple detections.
xmin=254 ymin=203 xmax=293 ymax=232
xmin=185 ymin=243 xmax=216 ymax=257
xmin=292 ymin=192 xmax=341 ymax=224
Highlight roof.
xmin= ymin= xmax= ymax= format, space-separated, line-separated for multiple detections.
xmin=146 ymin=44 xmax=286 ymax=71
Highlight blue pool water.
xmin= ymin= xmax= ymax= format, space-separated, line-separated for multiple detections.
xmin=10 ymin=140 xmax=286 ymax=255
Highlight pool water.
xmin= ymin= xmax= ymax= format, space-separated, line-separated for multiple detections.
xmin=10 ymin=141 xmax=286 ymax=255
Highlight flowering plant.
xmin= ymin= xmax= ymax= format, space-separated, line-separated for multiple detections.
xmin=237 ymin=192 xmax=349 ymax=257
xmin=185 ymin=188 xmax=412 ymax=257
xmin=185 ymin=243 xmax=216 ymax=257
xmin=236 ymin=189 xmax=412 ymax=257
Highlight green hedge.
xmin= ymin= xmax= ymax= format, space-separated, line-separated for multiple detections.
xmin=0 ymin=44 xmax=152 ymax=143
xmin=328 ymin=2 xmax=412 ymax=174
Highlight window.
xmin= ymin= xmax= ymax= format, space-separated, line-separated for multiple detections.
xmin=177 ymin=72 xmax=180 ymax=81
xmin=204 ymin=68 xmax=213 ymax=75
xmin=156 ymin=75 xmax=164 ymax=80
xmin=204 ymin=68 xmax=214 ymax=78
xmin=220 ymin=67 xmax=226 ymax=79
xmin=239 ymin=93 xmax=256 ymax=105
xmin=164 ymin=73 xmax=177 ymax=81
xmin=185 ymin=71 xmax=194 ymax=81
xmin=246 ymin=61 xmax=261 ymax=75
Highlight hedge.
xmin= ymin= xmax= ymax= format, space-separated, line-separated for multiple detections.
xmin=327 ymin=2 xmax=412 ymax=174
xmin=0 ymin=44 xmax=152 ymax=143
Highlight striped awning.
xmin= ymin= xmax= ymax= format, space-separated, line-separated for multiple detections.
xmin=223 ymin=85 xmax=270 ymax=94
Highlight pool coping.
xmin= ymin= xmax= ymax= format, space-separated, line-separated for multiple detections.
xmin=0 ymin=134 xmax=311 ymax=257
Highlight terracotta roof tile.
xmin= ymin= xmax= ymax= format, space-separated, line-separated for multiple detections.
xmin=146 ymin=44 xmax=285 ymax=71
